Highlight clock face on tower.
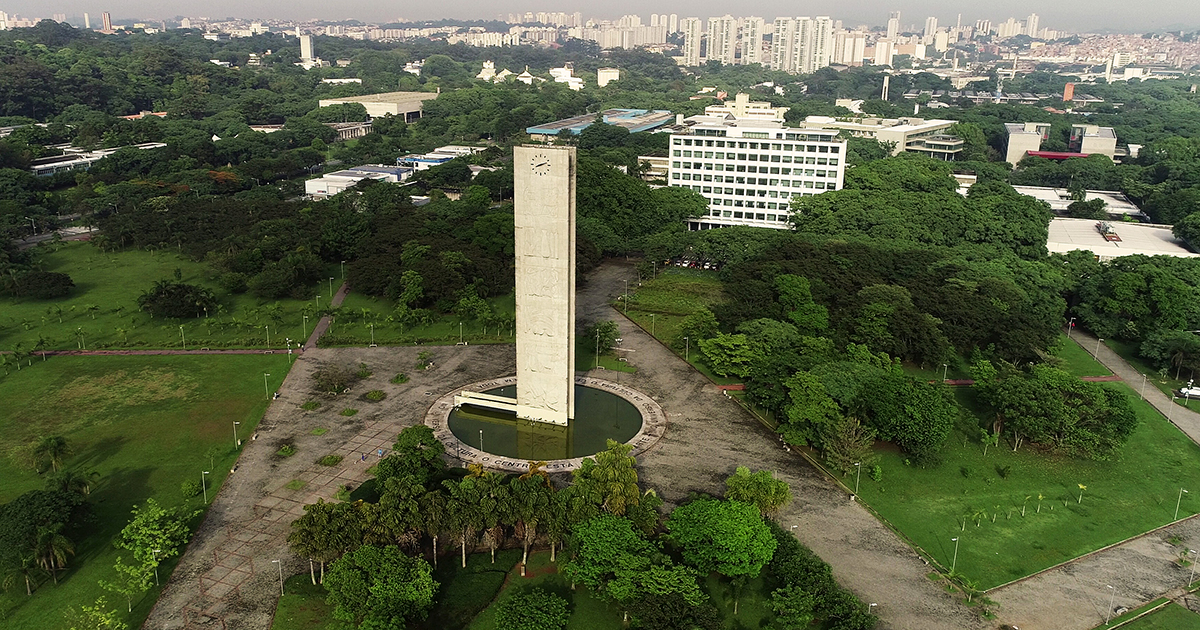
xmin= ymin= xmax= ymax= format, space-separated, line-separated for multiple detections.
xmin=531 ymin=153 xmax=551 ymax=176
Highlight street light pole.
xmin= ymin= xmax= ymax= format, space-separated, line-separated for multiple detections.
xmin=651 ymin=314 xmax=656 ymax=336
xmin=942 ymin=363 xmax=949 ymax=382
xmin=1141 ymin=374 xmax=1148 ymax=400
xmin=459 ymin=322 xmax=463 ymax=344
xmin=1095 ymin=337 xmax=1104 ymax=356
xmin=152 ymin=549 xmax=161 ymax=586
xmin=179 ymin=325 xmax=185 ymax=350
xmin=623 ymin=280 xmax=629 ymax=314
xmin=272 ymin=559 xmax=284 ymax=595
xmin=854 ymin=462 xmax=862 ymax=495
xmin=302 ymin=315 xmax=309 ymax=340
xmin=479 ymin=429 xmax=483 ymax=452
xmin=201 ymin=471 xmax=210 ymax=502
xmin=1190 ymin=550 xmax=1198 ymax=587
xmin=265 ymin=325 xmax=270 ymax=349
xmin=950 ymin=537 xmax=960 ymax=574
xmin=684 ymin=336 xmax=690 ymax=362
xmin=1067 ymin=316 xmax=1076 ymax=339
xmin=1105 ymin=585 xmax=1116 ymax=624
xmin=1178 ymin=488 xmax=1190 ymax=521
xmin=595 ymin=330 xmax=600 ymax=369
xmin=340 ymin=260 xmax=345 ymax=279
xmin=264 ymin=373 xmax=271 ymax=399
xmin=233 ymin=421 xmax=241 ymax=449
xmin=328 ymin=277 xmax=334 ymax=299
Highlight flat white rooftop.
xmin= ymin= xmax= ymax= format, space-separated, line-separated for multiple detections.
xmin=1047 ymin=218 xmax=1199 ymax=260
xmin=1012 ymin=186 xmax=1143 ymax=216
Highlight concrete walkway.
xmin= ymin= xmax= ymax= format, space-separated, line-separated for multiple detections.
xmin=1070 ymin=329 xmax=1200 ymax=446
xmin=304 ymin=281 xmax=350 ymax=351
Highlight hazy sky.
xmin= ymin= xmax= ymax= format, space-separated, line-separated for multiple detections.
xmin=12 ymin=1 xmax=1200 ymax=33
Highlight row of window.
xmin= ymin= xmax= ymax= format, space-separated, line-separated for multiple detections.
xmin=673 ymin=151 xmax=840 ymax=166
xmin=675 ymin=175 xmax=837 ymax=189
xmin=706 ymin=210 xmax=789 ymax=220
xmin=676 ymin=170 xmax=833 ymax=181
xmin=673 ymin=163 xmax=838 ymax=177
xmin=673 ymin=137 xmax=842 ymax=152
xmin=680 ymin=182 xmax=833 ymax=196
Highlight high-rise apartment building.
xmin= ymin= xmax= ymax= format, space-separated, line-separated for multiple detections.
xmin=770 ymin=17 xmax=832 ymax=74
xmin=771 ymin=18 xmax=798 ymax=72
xmin=101 ymin=12 xmax=112 ymax=31
xmin=975 ymin=19 xmax=991 ymax=35
xmin=300 ymin=35 xmax=314 ymax=62
xmin=680 ymin=17 xmax=703 ymax=66
xmin=886 ymin=11 xmax=900 ymax=39
xmin=1025 ymin=13 xmax=1039 ymax=38
xmin=741 ymin=17 xmax=765 ymax=65
xmin=83 ymin=12 xmax=90 ymax=28
xmin=669 ymin=120 xmax=847 ymax=230
xmin=707 ymin=15 xmax=737 ymax=65
xmin=668 ymin=14 xmax=678 ymax=33
xmin=833 ymin=30 xmax=867 ymax=65
xmin=923 ymin=16 xmax=937 ymax=43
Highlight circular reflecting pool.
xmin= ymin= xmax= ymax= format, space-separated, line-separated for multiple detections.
xmin=447 ymin=384 xmax=643 ymax=461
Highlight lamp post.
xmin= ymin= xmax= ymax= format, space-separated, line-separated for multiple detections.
xmin=479 ymin=429 xmax=484 ymax=452
xmin=854 ymin=462 xmax=862 ymax=495
xmin=369 ymin=324 xmax=375 ymax=346
xmin=263 ymin=373 xmax=271 ymax=399
xmin=1189 ymin=549 xmax=1198 ymax=588
xmin=272 ymin=559 xmax=284 ymax=595
xmin=1141 ymin=374 xmax=1148 ymax=400
xmin=286 ymin=338 xmax=293 ymax=363
xmin=152 ymin=549 xmax=161 ymax=586
xmin=328 ymin=277 xmax=334 ymax=299
xmin=623 ymin=279 xmax=629 ymax=314
xmin=1171 ymin=396 xmax=1178 ymax=421
xmin=1105 ymin=585 xmax=1116 ymax=625
xmin=459 ymin=322 xmax=463 ymax=344
xmin=942 ymin=363 xmax=949 ymax=382
xmin=179 ymin=325 xmax=185 ymax=350
xmin=233 ymin=421 xmax=241 ymax=449
xmin=1178 ymin=488 xmax=1190 ymax=521
xmin=201 ymin=471 xmax=210 ymax=502
xmin=315 ymin=294 xmax=320 ymax=310
xmin=684 ymin=336 xmax=690 ymax=362
xmin=950 ymin=537 xmax=960 ymax=574
xmin=24 ymin=216 xmax=35 ymax=234
xmin=1067 ymin=316 xmax=1076 ymax=339
xmin=1095 ymin=337 xmax=1104 ymax=356
xmin=595 ymin=329 xmax=600 ymax=369
xmin=650 ymin=314 xmax=656 ymax=336
xmin=265 ymin=325 xmax=270 ymax=348
xmin=340 ymin=260 xmax=345 ymax=279
xmin=302 ymin=315 xmax=309 ymax=340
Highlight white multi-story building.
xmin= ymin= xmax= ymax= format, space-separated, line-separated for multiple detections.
xmin=741 ymin=17 xmax=765 ymax=65
xmin=707 ymin=15 xmax=737 ymax=65
xmin=669 ymin=120 xmax=847 ymax=230
xmin=771 ymin=16 xmax=833 ymax=74
xmin=771 ymin=18 xmax=798 ymax=72
xmin=923 ymin=16 xmax=938 ymax=44
xmin=886 ymin=11 xmax=900 ymax=39
xmin=680 ymin=17 xmax=703 ymax=66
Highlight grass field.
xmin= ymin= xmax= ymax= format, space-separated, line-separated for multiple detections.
xmin=1111 ymin=602 xmax=1200 ymax=630
xmin=1106 ymin=338 xmax=1200 ymax=412
xmin=853 ymin=382 xmax=1200 ymax=590
xmin=0 ymin=354 xmax=290 ymax=628
xmin=318 ymin=292 xmax=516 ymax=347
xmin=0 ymin=241 xmax=339 ymax=351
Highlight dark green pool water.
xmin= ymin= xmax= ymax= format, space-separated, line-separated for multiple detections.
xmin=448 ymin=384 xmax=643 ymax=460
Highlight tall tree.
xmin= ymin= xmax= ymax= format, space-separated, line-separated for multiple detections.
xmin=723 ymin=467 xmax=792 ymax=519
xmin=32 ymin=524 xmax=74 ymax=585
xmin=29 ymin=436 xmax=72 ymax=473
xmin=665 ymin=498 xmax=776 ymax=581
xmin=323 ymin=545 xmax=438 ymax=629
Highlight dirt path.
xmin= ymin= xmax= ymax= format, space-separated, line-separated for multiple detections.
xmin=143 ymin=344 xmax=516 ymax=629
xmin=578 ymin=262 xmax=987 ymax=630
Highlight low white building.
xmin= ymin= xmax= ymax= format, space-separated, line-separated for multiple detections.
xmin=305 ymin=164 xmax=413 ymax=197
xmin=802 ymin=115 xmax=962 ymax=159
xmin=1047 ymin=218 xmax=1198 ymax=262
xmin=669 ymin=120 xmax=847 ymax=230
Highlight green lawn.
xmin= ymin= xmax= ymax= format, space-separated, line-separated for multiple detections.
xmin=854 ymin=383 xmax=1200 ymax=590
xmin=1054 ymin=335 xmax=1113 ymax=377
xmin=1111 ymin=602 xmax=1200 ymax=630
xmin=0 ymin=241 xmax=336 ymax=350
xmin=319 ymin=292 xmax=515 ymax=347
xmin=1106 ymin=338 xmax=1200 ymax=411
xmin=0 ymin=354 xmax=290 ymax=629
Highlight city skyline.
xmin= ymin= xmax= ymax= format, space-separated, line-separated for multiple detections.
xmin=2 ymin=1 xmax=1198 ymax=33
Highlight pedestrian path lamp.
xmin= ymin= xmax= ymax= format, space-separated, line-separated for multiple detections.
xmin=1177 ymin=488 xmax=1190 ymax=520
xmin=950 ymin=537 xmax=960 ymax=574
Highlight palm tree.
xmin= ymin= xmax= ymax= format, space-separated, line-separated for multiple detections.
xmin=32 ymin=525 xmax=75 ymax=585
xmin=30 ymin=436 xmax=72 ymax=473
xmin=46 ymin=469 xmax=100 ymax=496
xmin=445 ymin=478 xmax=484 ymax=568
xmin=377 ymin=476 xmax=424 ymax=551
xmin=2 ymin=553 xmax=48 ymax=596
xmin=510 ymin=476 xmax=553 ymax=574
xmin=476 ymin=473 xmax=512 ymax=564
xmin=420 ymin=490 xmax=449 ymax=569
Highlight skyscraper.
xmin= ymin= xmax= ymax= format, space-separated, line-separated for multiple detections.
xmin=741 ymin=17 xmax=765 ymax=65
xmin=101 ymin=12 xmax=112 ymax=31
xmin=771 ymin=18 xmax=798 ymax=72
xmin=680 ymin=17 xmax=702 ymax=66
xmin=1025 ymin=13 xmax=1039 ymax=38
xmin=668 ymin=14 xmax=678 ymax=34
xmin=923 ymin=16 xmax=937 ymax=43
xmin=886 ymin=11 xmax=900 ymax=39
xmin=300 ymin=35 xmax=314 ymax=62
xmin=707 ymin=15 xmax=737 ymax=65
xmin=772 ymin=17 xmax=833 ymax=75
xmin=83 ymin=12 xmax=90 ymax=29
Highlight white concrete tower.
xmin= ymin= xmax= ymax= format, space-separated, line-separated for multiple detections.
xmin=513 ymin=146 xmax=577 ymax=426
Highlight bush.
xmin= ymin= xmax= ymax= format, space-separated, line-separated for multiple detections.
xmin=318 ymin=455 xmax=344 ymax=466
xmin=276 ymin=444 xmax=296 ymax=457
xmin=340 ymin=408 xmax=358 ymax=416
xmin=312 ymin=366 xmax=355 ymax=394
xmin=390 ymin=373 xmax=409 ymax=384
xmin=216 ymin=272 xmax=248 ymax=294
xmin=364 ymin=390 xmax=386 ymax=402
xmin=181 ymin=479 xmax=201 ymax=498
xmin=495 ymin=588 xmax=570 ymax=630
xmin=356 ymin=362 xmax=372 ymax=378
xmin=869 ymin=464 xmax=883 ymax=482
xmin=137 ymin=280 xmax=217 ymax=319
xmin=300 ymin=401 xmax=321 ymax=411
xmin=8 ymin=271 xmax=74 ymax=299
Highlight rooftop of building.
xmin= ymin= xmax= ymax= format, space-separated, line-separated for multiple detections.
xmin=1012 ymin=186 xmax=1143 ymax=215
xmin=318 ymin=91 xmax=439 ymax=105
xmin=526 ymin=108 xmax=674 ymax=135
xmin=1047 ymin=218 xmax=1196 ymax=260
xmin=803 ymin=115 xmax=955 ymax=132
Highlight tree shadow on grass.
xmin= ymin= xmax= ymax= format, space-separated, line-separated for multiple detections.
xmin=72 ymin=435 xmax=127 ymax=471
